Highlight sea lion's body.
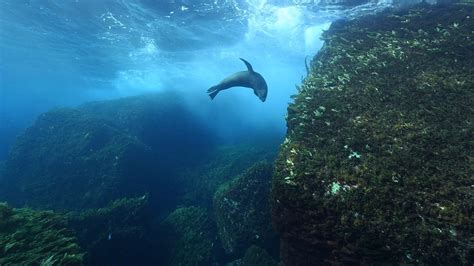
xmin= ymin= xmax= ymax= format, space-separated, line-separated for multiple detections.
xmin=207 ymin=58 xmax=268 ymax=102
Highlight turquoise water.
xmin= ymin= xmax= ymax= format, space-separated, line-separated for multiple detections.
xmin=0 ymin=0 xmax=393 ymax=159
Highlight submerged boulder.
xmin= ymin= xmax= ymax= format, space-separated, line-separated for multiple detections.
xmin=272 ymin=4 xmax=473 ymax=265
xmin=0 ymin=93 xmax=215 ymax=211
xmin=0 ymin=108 xmax=154 ymax=210
xmin=0 ymin=202 xmax=84 ymax=265
xmin=79 ymin=93 xmax=215 ymax=168
xmin=214 ymin=162 xmax=278 ymax=258
xmin=180 ymin=142 xmax=279 ymax=209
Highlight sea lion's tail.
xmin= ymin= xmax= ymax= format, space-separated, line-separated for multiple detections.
xmin=207 ymin=86 xmax=220 ymax=100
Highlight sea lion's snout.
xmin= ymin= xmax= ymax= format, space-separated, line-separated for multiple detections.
xmin=255 ymin=79 xmax=268 ymax=102
xmin=257 ymin=89 xmax=267 ymax=102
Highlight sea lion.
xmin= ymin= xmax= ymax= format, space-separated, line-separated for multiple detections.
xmin=207 ymin=58 xmax=268 ymax=102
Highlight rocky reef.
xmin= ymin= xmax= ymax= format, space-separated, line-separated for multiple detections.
xmin=0 ymin=202 xmax=83 ymax=265
xmin=214 ymin=161 xmax=278 ymax=258
xmin=0 ymin=90 xmax=282 ymax=264
xmin=272 ymin=4 xmax=473 ymax=265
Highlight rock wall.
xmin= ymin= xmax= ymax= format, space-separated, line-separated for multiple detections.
xmin=272 ymin=4 xmax=473 ymax=265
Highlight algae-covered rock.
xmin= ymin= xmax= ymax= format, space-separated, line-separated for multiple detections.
xmin=272 ymin=4 xmax=473 ymax=265
xmin=160 ymin=206 xmax=217 ymax=265
xmin=214 ymin=162 xmax=278 ymax=257
xmin=0 ymin=202 xmax=84 ymax=265
xmin=67 ymin=195 xmax=157 ymax=265
xmin=0 ymin=93 xmax=216 ymax=211
xmin=180 ymin=142 xmax=279 ymax=208
xmin=79 ymin=93 xmax=215 ymax=168
xmin=0 ymin=107 xmax=154 ymax=210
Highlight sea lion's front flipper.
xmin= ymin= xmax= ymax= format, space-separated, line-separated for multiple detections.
xmin=239 ymin=58 xmax=254 ymax=73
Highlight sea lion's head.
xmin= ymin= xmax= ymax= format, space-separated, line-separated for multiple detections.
xmin=253 ymin=74 xmax=268 ymax=102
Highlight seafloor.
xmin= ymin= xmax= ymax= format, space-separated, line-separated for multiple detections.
xmin=0 ymin=3 xmax=473 ymax=265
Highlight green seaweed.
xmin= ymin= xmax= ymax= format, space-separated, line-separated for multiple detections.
xmin=273 ymin=4 xmax=473 ymax=265
xmin=0 ymin=202 xmax=84 ymax=265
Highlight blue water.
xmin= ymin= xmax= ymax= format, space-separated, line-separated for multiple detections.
xmin=0 ymin=0 xmax=393 ymax=158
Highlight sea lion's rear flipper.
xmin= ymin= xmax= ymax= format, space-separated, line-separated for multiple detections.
xmin=239 ymin=58 xmax=254 ymax=73
xmin=207 ymin=86 xmax=220 ymax=100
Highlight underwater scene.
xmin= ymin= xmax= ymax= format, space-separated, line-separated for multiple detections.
xmin=0 ymin=0 xmax=472 ymax=265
